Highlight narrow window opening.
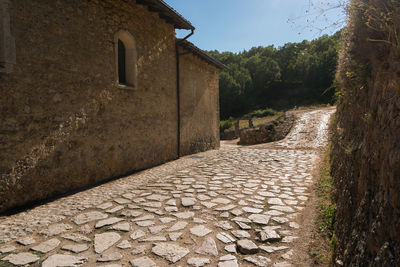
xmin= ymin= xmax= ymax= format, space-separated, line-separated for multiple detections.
xmin=114 ymin=30 xmax=137 ymax=88
xmin=118 ymin=39 xmax=127 ymax=84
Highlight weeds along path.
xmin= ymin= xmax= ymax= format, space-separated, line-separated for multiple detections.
xmin=0 ymin=108 xmax=335 ymax=266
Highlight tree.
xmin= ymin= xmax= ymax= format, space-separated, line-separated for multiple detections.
xmin=209 ymin=30 xmax=341 ymax=119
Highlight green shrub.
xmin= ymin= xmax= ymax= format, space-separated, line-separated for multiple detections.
xmin=220 ymin=117 xmax=234 ymax=133
xmin=246 ymin=107 xmax=278 ymax=118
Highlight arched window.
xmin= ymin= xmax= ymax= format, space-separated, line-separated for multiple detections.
xmin=115 ymin=30 xmax=137 ymax=88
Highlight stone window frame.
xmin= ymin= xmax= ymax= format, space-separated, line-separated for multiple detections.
xmin=114 ymin=30 xmax=137 ymax=89
xmin=0 ymin=0 xmax=16 ymax=73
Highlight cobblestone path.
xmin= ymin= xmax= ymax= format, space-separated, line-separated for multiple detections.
xmin=0 ymin=108 xmax=335 ymax=266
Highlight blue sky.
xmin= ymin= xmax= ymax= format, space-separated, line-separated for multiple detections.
xmin=164 ymin=0 xmax=346 ymax=52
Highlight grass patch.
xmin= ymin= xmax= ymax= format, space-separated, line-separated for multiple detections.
xmin=310 ymin=144 xmax=337 ymax=265
xmin=316 ymin=147 xmax=336 ymax=239
xmin=245 ymin=107 xmax=279 ymax=118
xmin=0 ymin=261 xmax=13 ymax=267
xmin=222 ymin=113 xmax=282 ymax=133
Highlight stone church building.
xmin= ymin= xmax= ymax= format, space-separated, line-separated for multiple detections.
xmin=0 ymin=0 xmax=225 ymax=212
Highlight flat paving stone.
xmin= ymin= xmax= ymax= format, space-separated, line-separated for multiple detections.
xmin=212 ymin=198 xmax=231 ymax=204
xmin=193 ymin=217 xmax=207 ymax=224
xmin=98 ymin=202 xmax=113 ymax=209
xmin=237 ymin=239 xmax=259 ymax=254
xmin=265 ymin=210 xmax=284 ymax=216
xmin=196 ymin=237 xmax=218 ymax=256
xmin=215 ymin=221 xmax=233 ymax=230
xmin=248 ymin=214 xmax=271 ymax=225
xmin=259 ymin=245 xmax=289 ymax=253
xmin=231 ymin=230 xmax=251 ymax=239
xmin=141 ymin=202 xmax=162 ymax=208
xmin=149 ymin=225 xmax=167 ymax=234
xmin=182 ymin=197 xmax=197 ymax=207
xmin=270 ymin=205 xmax=295 ymax=213
xmin=242 ymin=207 xmax=263 ymax=214
xmin=218 ymin=254 xmax=238 ymax=267
xmin=110 ymin=222 xmax=130 ymax=232
xmin=201 ymin=202 xmax=218 ymax=208
xmin=61 ymin=244 xmax=89 ymax=253
xmin=268 ymin=198 xmax=285 ymax=205
xmin=272 ymin=217 xmax=289 ymax=224
xmin=117 ymin=240 xmax=131 ymax=249
xmin=114 ymin=198 xmax=131 ymax=204
xmin=215 ymin=204 xmax=237 ymax=211
xmin=130 ymin=230 xmax=146 ymax=240
xmin=152 ymin=243 xmax=189 ymax=263
xmin=167 ymin=221 xmax=188 ymax=232
xmin=73 ymin=211 xmax=108 ymax=225
xmin=61 ymin=233 xmax=91 ymax=243
xmin=244 ymin=255 xmax=272 ymax=266
xmin=147 ymin=194 xmax=170 ymax=201
xmin=165 ymin=206 xmax=178 ymax=212
xmin=39 ymin=223 xmax=73 ymax=237
xmin=31 ymin=238 xmax=60 ymax=253
xmin=131 ymin=245 xmax=147 ymax=255
xmin=132 ymin=215 xmax=154 ymax=221
xmin=235 ymin=221 xmax=251 ymax=230
xmin=190 ymin=225 xmax=212 ymax=237
xmin=97 ymin=252 xmax=123 ymax=262
xmin=230 ymin=209 xmax=243 ymax=216
xmin=139 ymin=236 xmax=167 ymax=242
xmin=94 ymin=232 xmax=121 ymax=253
xmin=197 ymin=194 xmax=211 ymax=201
xmin=95 ymin=217 xmax=124 ymax=228
xmin=130 ymin=256 xmax=157 ymax=267
xmin=3 ymin=252 xmax=40 ymax=265
xmin=0 ymin=245 xmax=16 ymax=253
xmin=173 ymin=211 xmax=195 ymax=219
xmin=216 ymin=232 xmax=236 ymax=244
xmin=41 ymin=254 xmax=88 ymax=267
xmin=165 ymin=199 xmax=177 ymax=206
xmin=159 ymin=217 xmax=176 ymax=224
xmin=17 ymin=236 xmax=36 ymax=246
xmin=121 ymin=210 xmax=143 ymax=217
xmin=136 ymin=220 xmax=155 ymax=227
xmin=106 ymin=206 xmax=124 ymax=213
xmin=257 ymin=228 xmax=281 ymax=242
xmin=187 ymin=257 xmax=211 ymax=267
xmin=169 ymin=232 xmax=183 ymax=241
xmin=225 ymin=244 xmax=237 ymax=253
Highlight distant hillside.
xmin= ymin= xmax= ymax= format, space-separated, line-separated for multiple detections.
xmin=208 ymin=31 xmax=341 ymax=119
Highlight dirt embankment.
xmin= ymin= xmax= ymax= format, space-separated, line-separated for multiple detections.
xmin=331 ymin=0 xmax=400 ymax=266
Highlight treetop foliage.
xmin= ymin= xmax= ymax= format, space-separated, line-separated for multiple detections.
xmin=209 ymin=31 xmax=342 ymax=119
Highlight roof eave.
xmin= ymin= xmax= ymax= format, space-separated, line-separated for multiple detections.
xmin=136 ymin=0 xmax=195 ymax=30
xmin=178 ymin=39 xmax=228 ymax=70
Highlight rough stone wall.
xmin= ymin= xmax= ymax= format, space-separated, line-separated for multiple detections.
xmin=179 ymin=50 xmax=220 ymax=156
xmin=331 ymin=0 xmax=400 ymax=265
xmin=238 ymin=112 xmax=294 ymax=145
xmin=0 ymin=0 xmax=180 ymax=212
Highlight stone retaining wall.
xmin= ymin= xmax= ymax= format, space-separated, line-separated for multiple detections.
xmin=238 ymin=112 xmax=294 ymax=145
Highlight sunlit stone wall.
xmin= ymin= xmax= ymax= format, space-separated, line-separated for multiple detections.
xmin=0 ymin=0 xmax=181 ymax=212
